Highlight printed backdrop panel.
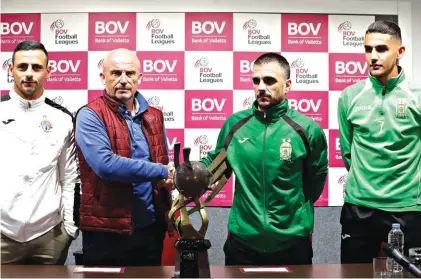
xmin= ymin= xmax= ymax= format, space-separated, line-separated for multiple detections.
xmin=184 ymin=51 xmax=234 ymax=90
xmin=45 ymin=51 xmax=88 ymax=90
xmin=136 ymin=13 xmax=185 ymax=51
xmin=185 ymin=13 xmax=233 ymax=51
xmin=0 ymin=12 xmax=393 ymax=207
xmin=1 ymin=14 xmax=41 ymax=52
xmin=233 ymin=13 xmax=281 ymax=52
xmin=138 ymin=51 xmax=185 ymax=90
xmin=40 ymin=13 xmax=89 ymax=51
xmin=281 ymin=14 xmax=329 ymax=53
xmin=88 ymin=13 xmax=137 ymax=51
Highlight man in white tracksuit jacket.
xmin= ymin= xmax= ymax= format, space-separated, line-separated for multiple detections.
xmin=0 ymin=40 xmax=79 ymax=264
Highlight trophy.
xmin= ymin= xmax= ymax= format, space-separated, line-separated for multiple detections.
xmin=168 ymin=143 xmax=229 ymax=278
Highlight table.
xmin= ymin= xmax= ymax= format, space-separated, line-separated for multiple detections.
xmin=0 ymin=264 xmax=396 ymax=278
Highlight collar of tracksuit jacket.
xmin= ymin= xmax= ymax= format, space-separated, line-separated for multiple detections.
xmin=252 ymin=98 xmax=289 ymax=124
xmin=368 ymin=65 xmax=405 ymax=94
xmin=10 ymin=89 xmax=46 ymax=112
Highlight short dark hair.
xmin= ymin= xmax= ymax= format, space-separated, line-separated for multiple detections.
xmin=254 ymin=52 xmax=290 ymax=80
xmin=12 ymin=40 xmax=49 ymax=66
xmin=365 ymin=20 xmax=402 ymax=42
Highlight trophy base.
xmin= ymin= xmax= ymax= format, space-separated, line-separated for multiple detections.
xmin=173 ymin=239 xmax=211 ymax=278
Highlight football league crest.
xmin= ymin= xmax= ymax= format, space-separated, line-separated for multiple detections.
xmin=280 ymin=138 xmax=292 ymax=161
xmin=396 ymin=99 xmax=407 ymax=119
xmin=40 ymin=115 xmax=53 ymax=133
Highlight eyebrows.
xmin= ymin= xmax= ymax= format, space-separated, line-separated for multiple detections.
xmin=15 ymin=62 xmax=45 ymax=70
xmin=252 ymin=76 xmax=278 ymax=86
xmin=105 ymin=65 xmax=139 ymax=72
xmin=107 ymin=68 xmax=138 ymax=76
xmin=364 ymin=44 xmax=389 ymax=53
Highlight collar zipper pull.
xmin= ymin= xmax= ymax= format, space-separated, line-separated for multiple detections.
xmin=382 ymin=87 xmax=386 ymax=96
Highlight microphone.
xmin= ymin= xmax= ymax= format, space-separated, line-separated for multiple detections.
xmin=383 ymin=243 xmax=421 ymax=278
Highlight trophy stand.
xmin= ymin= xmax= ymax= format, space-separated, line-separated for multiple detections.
xmin=169 ymin=143 xmax=229 ymax=279
xmin=172 ymin=192 xmax=211 ymax=278
xmin=173 ymin=238 xmax=211 ymax=278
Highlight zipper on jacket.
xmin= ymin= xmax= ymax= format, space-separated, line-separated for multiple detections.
xmin=25 ymin=102 xmax=31 ymax=113
xmin=379 ymin=86 xmax=386 ymax=115
xmin=262 ymin=121 xmax=268 ymax=250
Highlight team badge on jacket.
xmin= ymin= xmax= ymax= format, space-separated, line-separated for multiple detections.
xmin=40 ymin=115 xmax=53 ymax=133
xmin=396 ymin=99 xmax=407 ymax=119
xmin=280 ymin=139 xmax=292 ymax=161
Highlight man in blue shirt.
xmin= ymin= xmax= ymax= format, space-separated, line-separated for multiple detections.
xmin=75 ymin=48 xmax=174 ymax=266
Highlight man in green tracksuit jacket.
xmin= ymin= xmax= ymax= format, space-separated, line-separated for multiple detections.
xmin=338 ymin=20 xmax=421 ymax=264
xmin=200 ymin=52 xmax=328 ymax=265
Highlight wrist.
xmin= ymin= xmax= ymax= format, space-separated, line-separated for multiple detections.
xmin=161 ymin=165 xmax=169 ymax=179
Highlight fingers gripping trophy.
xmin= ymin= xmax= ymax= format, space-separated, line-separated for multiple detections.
xmin=168 ymin=143 xmax=229 ymax=278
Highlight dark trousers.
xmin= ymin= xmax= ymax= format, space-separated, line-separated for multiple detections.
xmin=340 ymin=202 xmax=421 ymax=264
xmin=223 ymin=234 xmax=313 ymax=266
xmin=82 ymin=223 xmax=166 ymax=266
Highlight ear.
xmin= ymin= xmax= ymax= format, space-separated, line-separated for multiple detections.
xmin=100 ymin=71 xmax=105 ymax=84
xmin=8 ymin=63 xmax=13 ymax=76
xmin=397 ymin=45 xmax=405 ymax=60
xmin=46 ymin=64 xmax=51 ymax=79
xmin=138 ymin=72 xmax=143 ymax=85
xmin=284 ymin=79 xmax=292 ymax=95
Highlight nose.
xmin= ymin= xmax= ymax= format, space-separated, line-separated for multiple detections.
xmin=257 ymin=79 xmax=266 ymax=91
xmin=119 ymin=73 xmax=128 ymax=85
xmin=24 ymin=66 xmax=34 ymax=79
xmin=370 ymin=49 xmax=379 ymax=61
